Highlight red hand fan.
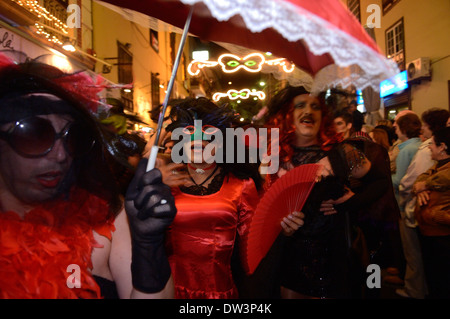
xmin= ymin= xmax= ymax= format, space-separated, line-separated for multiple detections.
xmin=242 ymin=163 xmax=321 ymax=274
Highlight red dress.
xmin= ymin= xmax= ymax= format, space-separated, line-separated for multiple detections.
xmin=166 ymin=175 xmax=259 ymax=299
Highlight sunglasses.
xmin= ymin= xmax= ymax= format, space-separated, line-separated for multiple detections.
xmin=0 ymin=117 xmax=95 ymax=158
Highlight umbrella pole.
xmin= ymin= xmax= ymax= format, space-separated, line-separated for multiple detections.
xmin=147 ymin=6 xmax=194 ymax=171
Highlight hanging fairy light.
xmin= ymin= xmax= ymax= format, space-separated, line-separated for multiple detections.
xmin=12 ymin=0 xmax=69 ymax=32
xmin=35 ymin=23 xmax=64 ymax=45
xmin=188 ymin=52 xmax=295 ymax=76
xmin=212 ymin=89 xmax=266 ymax=102
xmin=11 ymin=0 xmax=69 ymax=45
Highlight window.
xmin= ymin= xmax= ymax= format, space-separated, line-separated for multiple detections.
xmin=117 ymin=41 xmax=133 ymax=112
xmin=382 ymin=0 xmax=401 ymax=15
xmin=150 ymin=29 xmax=159 ymax=52
xmin=347 ymin=0 xmax=361 ymax=23
xmin=170 ymin=32 xmax=176 ymax=68
xmin=386 ymin=18 xmax=405 ymax=70
xmin=151 ymin=72 xmax=160 ymax=110
xmin=55 ymin=0 xmax=69 ymax=6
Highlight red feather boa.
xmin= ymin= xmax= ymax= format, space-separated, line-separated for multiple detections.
xmin=0 ymin=188 xmax=115 ymax=299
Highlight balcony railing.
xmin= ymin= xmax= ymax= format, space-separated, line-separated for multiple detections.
xmin=42 ymin=0 xmax=68 ymax=36
xmin=7 ymin=0 xmax=71 ymax=46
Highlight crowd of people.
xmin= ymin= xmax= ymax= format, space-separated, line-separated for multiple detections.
xmin=0 ymin=55 xmax=449 ymax=300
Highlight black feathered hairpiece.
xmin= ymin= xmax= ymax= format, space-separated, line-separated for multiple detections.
xmin=166 ymin=97 xmax=239 ymax=133
xmin=165 ymin=97 xmax=263 ymax=190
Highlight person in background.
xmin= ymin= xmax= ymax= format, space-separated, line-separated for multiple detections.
xmin=323 ymin=131 xmax=402 ymax=299
xmin=149 ymin=101 xmax=193 ymax=190
xmin=334 ymin=110 xmax=354 ymax=140
xmin=389 ymin=110 xmax=416 ymax=174
xmin=413 ymin=127 xmax=450 ymax=299
xmin=370 ymin=127 xmax=391 ymax=151
xmin=374 ymin=123 xmax=396 ymax=148
xmin=362 ymin=124 xmax=374 ymax=135
xmin=377 ymin=112 xmax=421 ymax=288
xmin=391 ymin=112 xmax=422 ymax=197
xmin=98 ymin=98 xmax=149 ymax=196
xmin=345 ymin=100 xmax=364 ymax=134
xmin=0 ymin=58 xmax=175 ymax=299
xmin=396 ymin=108 xmax=449 ymax=299
xmin=161 ymin=135 xmax=175 ymax=155
xmin=376 ymin=119 xmax=394 ymax=128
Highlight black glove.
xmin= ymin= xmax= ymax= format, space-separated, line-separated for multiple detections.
xmin=125 ymin=158 xmax=176 ymax=293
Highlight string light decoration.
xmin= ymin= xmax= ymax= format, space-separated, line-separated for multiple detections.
xmin=265 ymin=57 xmax=295 ymax=72
xmin=11 ymin=0 xmax=69 ymax=45
xmin=35 ymin=23 xmax=63 ymax=45
xmin=188 ymin=53 xmax=295 ymax=76
xmin=212 ymin=89 xmax=266 ymax=102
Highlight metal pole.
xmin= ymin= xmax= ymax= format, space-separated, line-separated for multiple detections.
xmin=147 ymin=6 xmax=194 ymax=171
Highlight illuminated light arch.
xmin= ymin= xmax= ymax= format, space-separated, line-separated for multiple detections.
xmin=212 ymin=89 xmax=266 ymax=102
xmin=187 ymin=60 xmax=219 ymax=76
xmin=188 ymin=53 xmax=295 ymax=76
xmin=265 ymin=58 xmax=295 ymax=73
xmin=218 ymin=53 xmax=265 ymax=73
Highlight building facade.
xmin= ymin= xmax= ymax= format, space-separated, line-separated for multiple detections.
xmin=346 ymin=0 xmax=450 ymax=119
xmin=0 ymin=0 xmax=191 ymax=129
xmin=91 ymin=1 xmax=191 ymax=126
xmin=0 ymin=0 xmax=95 ymax=71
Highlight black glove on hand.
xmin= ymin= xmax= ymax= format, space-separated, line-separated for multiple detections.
xmin=125 ymin=158 xmax=176 ymax=293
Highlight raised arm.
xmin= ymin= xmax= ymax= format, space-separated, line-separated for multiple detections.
xmin=120 ymin=159 xmax=177 ymax=298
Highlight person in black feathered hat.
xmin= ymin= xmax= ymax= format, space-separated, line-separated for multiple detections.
xmin=0 ymin=57 xmax=176 ymax=299
xmin=165 ymin=97 xmax=262 ymax=191
xmin=0 ymin=62 xmax=120 ymax=211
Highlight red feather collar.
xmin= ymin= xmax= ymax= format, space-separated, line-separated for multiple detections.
xmin=0 ymin=188 xmax=115 ymax=299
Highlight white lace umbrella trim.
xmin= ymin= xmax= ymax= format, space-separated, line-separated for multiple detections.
xmin=181 ymin=0 xmax=399 ymax=93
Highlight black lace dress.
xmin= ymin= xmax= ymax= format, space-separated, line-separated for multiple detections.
xmin=278 ymin=145 xmax=351 ymax=298
xmin=237 ymin=145 xmax=351 ymax=299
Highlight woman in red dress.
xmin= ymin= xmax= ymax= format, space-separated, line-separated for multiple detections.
xmin=162 ymin=98 xmax=262 ymax=299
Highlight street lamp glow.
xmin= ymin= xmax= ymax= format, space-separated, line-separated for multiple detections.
xmin=192 ymin=50 xmax=209 ymax=61
xmin=62 ymin=41 xmax=76 ymax=52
